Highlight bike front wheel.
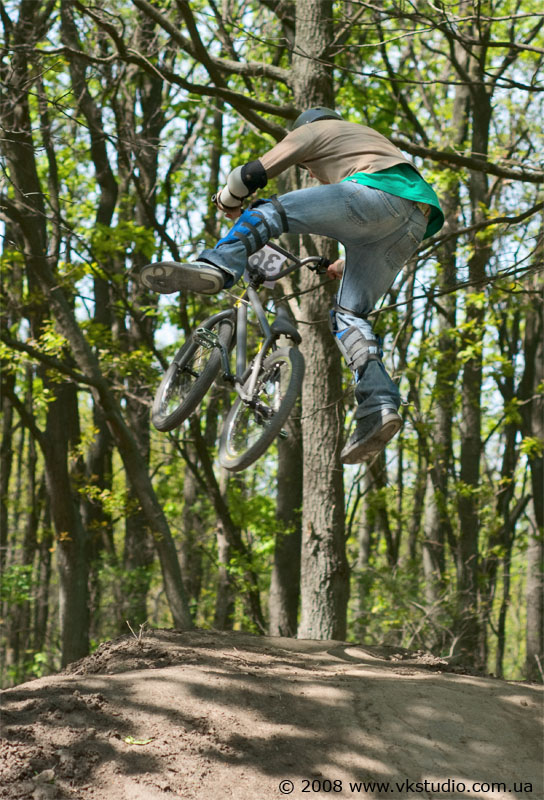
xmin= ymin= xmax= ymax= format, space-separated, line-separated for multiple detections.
xmin=218 ymin=346 xmax=304 ymax=471
xmin=152 ymin=318 xmax=233 ymax=432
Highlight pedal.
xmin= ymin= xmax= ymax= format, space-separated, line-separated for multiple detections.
xmin=194 ymin=327 xmax=219 ymax=348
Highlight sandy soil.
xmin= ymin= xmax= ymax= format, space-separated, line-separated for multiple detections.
xmin=1 ymin=629 xmax=542 ymax=800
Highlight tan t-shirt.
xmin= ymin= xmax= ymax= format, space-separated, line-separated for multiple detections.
xmin=259 ymin=120 xmax=415 ymax=184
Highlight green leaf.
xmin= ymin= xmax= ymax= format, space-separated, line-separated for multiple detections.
xmin=124 ymin=736 xmax=154 ymax=746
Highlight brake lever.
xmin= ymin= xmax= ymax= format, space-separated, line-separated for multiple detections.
xmin=308 ymin=257 xmax=330 ymax=275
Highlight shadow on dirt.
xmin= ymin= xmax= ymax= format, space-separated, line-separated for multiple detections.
xmin=1 ymin=629 xmax=542 ymax=800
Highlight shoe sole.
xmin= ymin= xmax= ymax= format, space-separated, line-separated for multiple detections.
xmin=139 ymin=261 xmax=224 ymax=295
xmin=341 ymin=414 xmax=402 ymax=464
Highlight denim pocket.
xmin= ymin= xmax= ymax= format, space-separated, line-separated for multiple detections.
xmin=344 ymin=184 xmax=391 ymax=226
xmin=345 ymin=184 xmax=414 ymax=228
xmin=375 ymin=189 xmax=405 ymax=218
xmin=385 ymin=227 xmax=423 ymax=270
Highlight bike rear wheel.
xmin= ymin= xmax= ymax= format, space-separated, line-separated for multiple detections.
xmin=152 ymin=318 xmax=233 ymax=432
xmin=218 ymin=346 xmax=304 ymax=471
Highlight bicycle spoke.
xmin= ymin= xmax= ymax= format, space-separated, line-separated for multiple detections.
xmin=152 ymin=318 xmax=233 ymax=432
xmin=219 ymin=347 xmax=304 ymax=470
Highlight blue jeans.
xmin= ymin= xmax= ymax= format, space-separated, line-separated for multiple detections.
xmin=200 ymin=182 xmax=427 ymax=418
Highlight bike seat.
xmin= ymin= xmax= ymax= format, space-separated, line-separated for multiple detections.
xmin=270 ymin=306 xmax=302 ymax=344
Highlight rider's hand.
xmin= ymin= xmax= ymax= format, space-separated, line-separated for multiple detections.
xmin=224 ymin=206 xmax=242 ymax=220
xmin=327 ymin=259 xmax=344 ymax=280
xmin=213 ymin=188 xmax=243 ymax=220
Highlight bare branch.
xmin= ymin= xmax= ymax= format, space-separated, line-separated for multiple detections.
xmin=57 ymin=1 xmax=296 ymax=140
xmin=130 ymin=0 xmax=290 ymax=84
xmin=390 ymin=138 xmax=544 ymax=184
xmin=0 ymin=333 xmax=97 ymax=389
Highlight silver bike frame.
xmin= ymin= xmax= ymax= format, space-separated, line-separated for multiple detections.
xmin=205 ymin=242 xmax=326 ymax=403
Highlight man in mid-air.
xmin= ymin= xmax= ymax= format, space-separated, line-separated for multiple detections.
xmin=141 ymin=107 xmax=443 ymax=463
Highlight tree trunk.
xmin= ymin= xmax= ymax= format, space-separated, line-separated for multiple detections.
xmin=179 ymin=458 xmax=204 ymax=613
xmin=43 ymin=382 xmax=90 ymax=666
xmin=354 ymin=471 xmax=377 ymax=642
xmin=33 ymin=492 xmax=53 ymax=656
xmin=83 ymin=411 xmax=118 ymax=637
xmin=520 ymin=269 xmax=544 ymax=681
xmin=453 ymin=44 xmax=493 ymax=666
xmin=123 ymin=502 xmax=155 ymax=629
xmin=297 ymin=292 xmax=349 ymax=638
xmin=526 ymin=526 xmax=543 ymax=682
xmin=422 ymin=474 xmax=446 ymax=606
xmin=214 ymin=524 xmax=235 ymax=630
xmin=292 ymin=0 xmax=349 ymax=641
xmin=0 ymin=376 xmax=14 ymax=574
xmin=269 ymin=411 xmax=303 ymax=637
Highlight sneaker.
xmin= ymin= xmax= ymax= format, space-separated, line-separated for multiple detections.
xmin=341 ymin=408 xmax=402 ymax=464
xmin=139 ymin=261 xmax=226 ymax=295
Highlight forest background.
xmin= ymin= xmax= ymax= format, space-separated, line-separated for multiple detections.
xmin=1 ymin=0 xmax=542 ymax=688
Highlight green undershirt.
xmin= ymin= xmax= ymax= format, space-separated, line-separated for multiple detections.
xmin=342 ymin=163 xmax=444 ymax=239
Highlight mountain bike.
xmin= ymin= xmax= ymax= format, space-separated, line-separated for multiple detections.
xmin=151 ymin=243 xmax=329 ymax=471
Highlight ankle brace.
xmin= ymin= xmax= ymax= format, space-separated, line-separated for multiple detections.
xmin=329 ymin=306 xmax=382 ymax=376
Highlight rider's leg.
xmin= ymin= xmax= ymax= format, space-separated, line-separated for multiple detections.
xmin=141 ymin=181 xmax=424 ymax=293
xmin=199 ymin=196 xmax=289 ymax=285
xmin=201 ymin=181 xmax=425 ymax=289
xmin=141 ymin=181 xmax=423 ymax=293
xmin=330 ymin=305 xmax=400 ymax=417
xmin=139 ymin=198 xmax=289 ymax=293
xmin=329 ymin=303 xmax=403 ymax=463
xmin=141 ymin=179 xmax=425 ymax=309
xmin=330 ymin=187 xmax=426 ymax=409
xmin=318 ymin=184 xmax=426 ymax=461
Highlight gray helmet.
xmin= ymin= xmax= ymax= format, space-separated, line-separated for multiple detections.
xmin=292 ymin=107 xmax=342 ymax=129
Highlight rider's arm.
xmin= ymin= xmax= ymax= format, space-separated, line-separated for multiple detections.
xmin=215 ymin=126 xmax=316 ymax=213
xmin=215 ymin=160 xmax=268 ymax=212
xmin=258 ymin=126 xmax=316 ymax=177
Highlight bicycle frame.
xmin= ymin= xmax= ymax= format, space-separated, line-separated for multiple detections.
xmin=194 ymin=242 xmax=328 ymax=404
xmin=152 ymin=242 xmax=328 ymax=447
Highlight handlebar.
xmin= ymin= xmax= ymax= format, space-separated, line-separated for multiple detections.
xmin=256 ymin=241 xmax=330 ymax=281
xmin=273 ymin=255 xmax=330 ymax=280
xmin=211 ymin=205 xmax=331 ymax=283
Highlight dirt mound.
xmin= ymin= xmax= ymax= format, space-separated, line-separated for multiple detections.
xmin=1 ymin=629 xmax=542 ymax=799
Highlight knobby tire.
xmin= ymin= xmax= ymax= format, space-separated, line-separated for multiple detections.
xmin=218 ymin=346 xmax=304 ymax=471
xmin=152 ymin=318 xmax=233 ymax=432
